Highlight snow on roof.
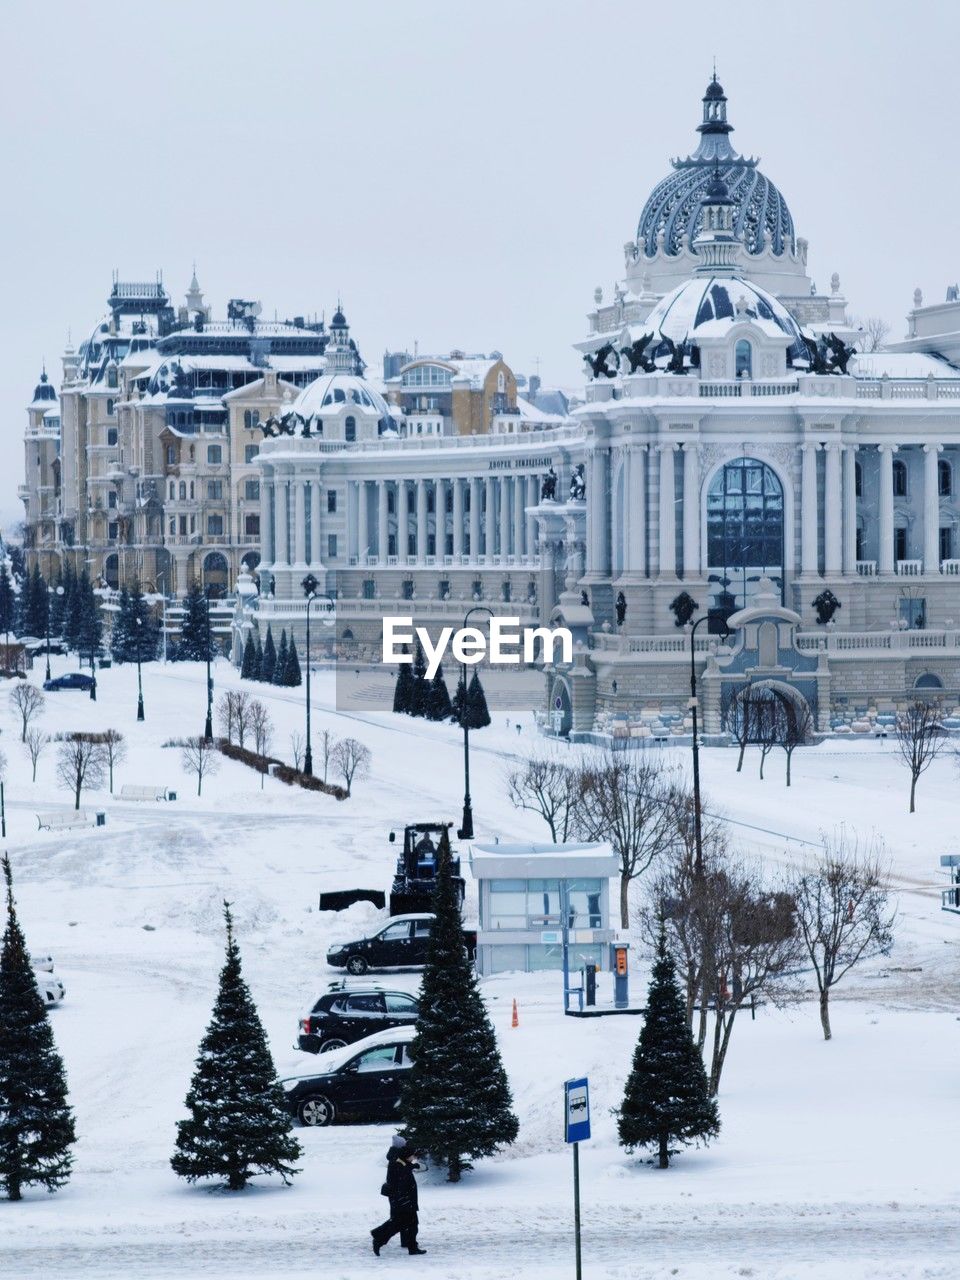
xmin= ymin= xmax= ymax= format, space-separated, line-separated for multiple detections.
xmin=514 ymin=397 xmax=568 ymax=425
xmin=450 ymin=358 xmax=496 ymax=384
xmin=849 ymin=352 xmax=960 ymax=379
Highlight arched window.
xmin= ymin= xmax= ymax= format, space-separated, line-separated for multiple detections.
xmin=179 ymin=481 xmax=186 ymax=500
xmin=915 ymin=673 xmax=943 ymax=689
xmin=735 ymin=340 xmax=752 ymax=378
xmin=107 ymin=365 xmax=118 ymax=389
xmin=243 ymin=409 xmax=260 ymax=430
xmin=893 ymin=459 xmax=907 ymax=496
xmin=497 ymin=371 xmax=505 ymax=393
xmin=939 ymin=458 xmax=952 ymax=496
xmin=707 ymin=457 xmax=784 ymax=616
xmin=345 ymin=415 xmax=356 ymax=442
xmin=106 ymin=398 xmax=115 ymax=416
xmin=855 ymin=462 xmax=863 ymax=497
xmin=168 ymin=481 xmax=175 ymax=500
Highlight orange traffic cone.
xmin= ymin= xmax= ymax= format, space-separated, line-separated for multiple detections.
xmin=511 ymin=998 xmax=519 ymax=1028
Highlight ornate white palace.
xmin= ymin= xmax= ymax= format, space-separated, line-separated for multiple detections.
xmin=242 ymin=77 xmax=960 ymax=741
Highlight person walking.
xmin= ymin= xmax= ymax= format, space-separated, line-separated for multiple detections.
xmin=371 ymin=1135 xmax=426 ymax=1256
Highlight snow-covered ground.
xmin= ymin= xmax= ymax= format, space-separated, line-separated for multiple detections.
xmin=0 ymin=654 xmax=958 ymax=1279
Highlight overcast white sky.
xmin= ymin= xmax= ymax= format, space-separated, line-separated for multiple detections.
xmin=2 ymin=0 xmax=958 ymax=526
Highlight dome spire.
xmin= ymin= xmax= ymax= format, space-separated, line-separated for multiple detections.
xmin=681 ymin=71 xmax=742 ymax=166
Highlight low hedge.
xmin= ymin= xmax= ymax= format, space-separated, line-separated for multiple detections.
xmin=217 ymin=738 xmax=348 ymax=800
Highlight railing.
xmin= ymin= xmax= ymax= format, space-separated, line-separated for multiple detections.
xmin=592 ymin=633 xmax=715 ymax=655
xmin=856 ymin=560 xmax=877 ymax=576
xmin=795 ymin=629 xmax=960 ymax=653
xmin=696 ymin=380 xmax=799 ymax=398
xmin=942 ymin=560 xmax=960 ymax=575
xmin=896 ymin=560 xmax=922 ymax=576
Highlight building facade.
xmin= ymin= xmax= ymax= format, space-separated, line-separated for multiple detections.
xmin=242 ymin=76 xmax=960 ymax=738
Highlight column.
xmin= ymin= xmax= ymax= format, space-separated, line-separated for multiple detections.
xmin=513 ymin=475 xmax=525 ymax=558
xmin=469 ymin=478 xmax=481 ymax=561
xmin=499 ymin=476 xmax=511 ymax=558
xmin=842 ymin=445 xmax=858 ymax=574
xmin=358 ymin=479 xmax=369 ymax=561
xmin=484 ymin=476 xmax=496 ymax=556
xmin=310 ymin=477 xmax=321 ymax=565
xmin=526 ymin=474 xmax=538 ymax=558
xmin=452 ymin=478 xmax=464 ymax=558
xmin=261 ymin=475 xmax=274 ymax=566
xmin=924 ymin=444 xmax=941 ymax=573
xmin=801 ymin=442 xmax=819 ymax=575
xmin=824 ymin=443 xmax=842 ymax=575
xmin=682 ymin=443 xmax=700 ymax=576
xmin=436 ymin=478 xmax=447 ymax=558
xmin=595 ymin=449 xmax=610 ymax=576
xmin=294 ymin=479 xmax=306 ymax=564
xmin=878 ymin=444 xmax=895 ymax=574
xmin=274 ymin=474 xmax=289 ymax=565
xmin=416 ymin=479 xmax=428 ymax=562
xmin=657 ymin=443 xmax=677 ymax=578
xmin=627 ymin=445 xmax=647 ymax=574
xmin=377 ymin=480 xmax=388 ymax=562
xmin=397 ymin=479 xmax=409 ymax=560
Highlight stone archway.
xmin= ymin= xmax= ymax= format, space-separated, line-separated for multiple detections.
xmin=549 ymin=677 xmax=573 ymax=737
xmin=723 ymin=678 xmax=814 ymax=741
xmin=203 ymin=551 xmax=228 ymax=598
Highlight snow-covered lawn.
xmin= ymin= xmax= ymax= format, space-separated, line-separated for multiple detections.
xmin=0 ymin=655 xmax=958 ymax=1279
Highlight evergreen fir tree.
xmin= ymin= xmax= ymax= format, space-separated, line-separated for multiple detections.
xmin=273 ymin=630 xmax=288 ymax=686
xmin=25 ymin=565 xmax=48 ymax=639
xmin=77 ymin=573 xmax=102 ymax=663
xmin=16 ymin=566 xmax=34 ymax=638
xmin=0 ymin=565 xmax=15 ymax=649
xmin=61 ymin=565 xmax=80 ymax=649
xmin=129 ymin=580 xmax=160 ymax=662
xmin=49 ymin=573 xmax=67 ymax=639
xmin=0 ymin=853 xmax=76 ymax=1200
xmin=400 ymin=832 xmax=518 ymax=1181
xmin=451 ymin=670 xmax=466 ymax=724
xmin=426 ymin=665 xmax=453 ymax=721
xmin=283 ymin=635 xmax=301 ymax=687
xmin=408 ymin=641 xmax=429 ymax=718
xmin=393 ymin=652 xmax=414 ymax=714
xmin=178 ymin=584 xmax=212 ymax=662
xmin=253 ymin=633 xmax=264 ymax=681
xmin=240 ymin=634 xmax=256 ymax=680
xmin=617 ymin=930 xmax=719 ymax=1169
xmin=260 ymin=626 xmax=277 ymax=684
xmin=464 ymin=670 xmax=491 ymax=729
xmin=171 ymin=904 xmax=301 ymax=1191
xmin=110 ymin=586 xmax=132 ymax=662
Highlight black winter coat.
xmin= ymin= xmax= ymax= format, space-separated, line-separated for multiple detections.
xmin=385 ymin=1148 xmax=419 ymax=1214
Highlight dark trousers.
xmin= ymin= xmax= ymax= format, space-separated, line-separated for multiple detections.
xmin=373 ymin=1206 xmax=419 ymax=1251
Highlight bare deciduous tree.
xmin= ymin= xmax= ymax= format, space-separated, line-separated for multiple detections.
xmin=793 ymin=832 xmax=895 ymax=1040
xmin=23 ymin=727 xmax=47 ymax=782
xmin=96 ymin=729 xmax=126 ymax=793
xmin=55 ymin=733 xmax=108 ymax=809
xmin=217 ymin=691 xmax=252 ymax=748
xmin=895 ymin=700 xmax=945 ymax=812
xmin=234 ymin=691 xmax=252 ymax=749
xmin=855 ymin=315 xmax=891 ymax=353
xmin=781 ymin=697 xmax=815 ymax=786
xmin=332 ymin=737 xmax=371 ymax=795
xmin=318 ymin=728 xmax=336 ymax=783
xmin=573 ymin=753 xmax=678 ymax=929
xmin=9 ymin=683 xmax=44 ymax=743
xmin=289 ymin=731 xmax=305 ymax=771
xmin=249 ymin=699 xmax=273 ymax=789
xmin=180 ymin=736 xmax=220 ymax=797
xmin=505 ymin=752 xmax=578 ymax=842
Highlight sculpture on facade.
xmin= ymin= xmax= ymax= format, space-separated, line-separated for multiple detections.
xmin=800 ymin=332 xmax=856 ymax=376
xmin=569 ymin=464 xmax=586 ymax=501
xmin=261 ymin=415 xmax=280 ymax=438
xmin=619 ymin=332 xmax=656 ymax=374
xmin=669 ymin=590 xmax=699 ymax=628
xmin=615 ymin=591 xmax=627 ymax=626
xmin=540 ymin=467 xmax=558 ymax=501
xmin=583 ymin=343 xmax=619 ymax=379
xmin=812 ymin=589 xmax=842 ymax=625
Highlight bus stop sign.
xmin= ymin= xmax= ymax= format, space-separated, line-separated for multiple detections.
xmin=564 ymin=1077 xmax=591 ymax=1143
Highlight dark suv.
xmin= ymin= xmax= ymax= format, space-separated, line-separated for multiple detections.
xmin=326 ymin=914 xmax=435 ymax=975
xmin=298 ymin=985 xmax=419 ymax=1054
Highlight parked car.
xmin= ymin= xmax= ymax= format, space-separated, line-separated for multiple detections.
xmin=34 ymin=969 xmax=65 ymax=1006
xmin=326 ymin=914 xmax=436 ymax=975
xmin=43 ymin=672 xmax=95 ymax=692
xmin=297 ymin=984 xmax=419 ymax=1054
xmin=280 ymin=1026 xmax=415 ymax=1126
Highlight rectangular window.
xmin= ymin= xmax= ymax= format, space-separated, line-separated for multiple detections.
xmin=327 ymin=533 xmax=337 ymax=558
xmin=894 ymin=527 xmax=907 ymax=562
xmin=899 ymin=597 xmax=926 ymax=630
xmin=244 ymin=515 xmax=260 ymax=537
xmin=166 ymin=445 xmax=176 ymax=466
xmin=402 ymin=579 xmax=414 ymax=600
xmin=179 ymin=516 xmax=187 ymax=535
xmin=327 ymin=489 xmax=337 ymax=513
xmin=244 ymin=445 xmax=259 ymax=463
xmin=438 ymin=579 xmax=449 ymax=599
xmin=207 ymin=480 xmax=223 ymax=500
xmin=940 ymin=527 xmax=953 ymax=562
xmin=107 ymin=427 xmax=118 ymax=446
xmin=107 ymin=522 xmax=118 ymax=540
xmin=427 ymin=534 xmax=436 ymax=556
xmin=108 ymin=491 xmax=117 ymax=509
xmin=245 ymin=479 xmax=260 ymax=500
xmin=208 ymin=514 xmax=224 ymax=535
xmin=363 ymin=579 xmax=376 ymax=599
xmin=207 ymin=445 xmax=222 ymax=464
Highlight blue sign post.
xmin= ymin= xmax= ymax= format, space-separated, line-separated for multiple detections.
xmin=564 ymin=1077 xmax=590 ymax=1278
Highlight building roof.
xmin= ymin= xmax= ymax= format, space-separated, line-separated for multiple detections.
xmin=642 ymin=274 xmax=806 ymax=355
xmin=469 ymin=841 xmax=618 ymax=879
xmin=848 ymin=351 xmax=960 ymax=379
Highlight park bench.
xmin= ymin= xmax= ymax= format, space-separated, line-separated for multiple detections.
xmin=115 ymin=784 xmax=173 ymax=802
xmin=36 ymin=810 xmax=99 ymax=832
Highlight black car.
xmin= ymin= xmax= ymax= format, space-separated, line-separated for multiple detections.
xmin=298 ymin=985 xmax=419 ymax=1054
xmin=280 ymin=1027 xmax=415 ymax=1126
xmin=326 ymin=914 xmax=435 ymax=975
xmin=44 ymin=672 xmax=95 ymax=692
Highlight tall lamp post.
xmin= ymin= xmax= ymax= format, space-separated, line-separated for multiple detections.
xmin=203 ymin=586 xmax=214 ymax=742
xmin=301 ymin=574 xmax=335 ymax=776
xmin=457 ymin=605 xmax=492 ymax=841
xmin=686 ymin=611 xmax=730 ymax=874
xmin=44 ymin=583 xmax=64 ymax=684
xmin=134 ymin=615 xmax=145 ymax=721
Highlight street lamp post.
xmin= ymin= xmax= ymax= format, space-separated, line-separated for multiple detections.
xmin=203 ymin=586 xmax=213 ymax=742
xmin=45 ymin=583 xmax=64 ymax=684
xmin=301 ymin=574 xmax=334 ymax=777
xmin=457 ymin=605 xmax=492 ymax=841
xmin=135 ymin=615 xmax=145 ymax=721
